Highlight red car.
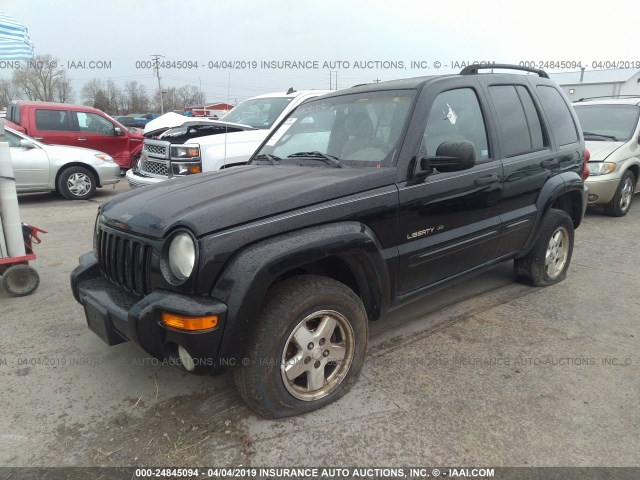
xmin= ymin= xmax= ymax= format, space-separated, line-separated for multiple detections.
xmin=5 ymin=101 xmax=144 ymax=170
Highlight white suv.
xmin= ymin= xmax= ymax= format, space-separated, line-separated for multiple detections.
xmin=573 ymin=98 xmax=640 ymax=216
xmin=126 ymin=89 xmax=329 ymax=187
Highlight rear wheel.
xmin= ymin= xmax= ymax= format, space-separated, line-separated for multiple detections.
xmin=57 ymin=166 xmax=96 ymax=200
xmin=514 ymin=209 xmax=574 ymax=287
xmin=2 ymin=264 xmax=40 ymax=297
xmin=234 ymin=275 xmax=368 ymax=418
xmin=603 ymin=170 xmax=635 ymax=217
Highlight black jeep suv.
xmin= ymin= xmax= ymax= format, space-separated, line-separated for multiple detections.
xmin=71 ymin=65 xmax=588 ymax=418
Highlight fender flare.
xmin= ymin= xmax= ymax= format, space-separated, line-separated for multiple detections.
xmin=522 ymin=171 xmax=585 ymax=253
xmin=211 ymin=221 xmax=390 ymax=361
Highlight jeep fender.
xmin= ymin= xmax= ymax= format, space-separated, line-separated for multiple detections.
xmin=521 ymin=171 xmax=586 ymax=254
xmin=211 ymin=222 xmax=390 ymax=361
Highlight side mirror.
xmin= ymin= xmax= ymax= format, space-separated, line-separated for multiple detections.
xmin=114 ymin=127 xmax=125 ymax=136
xmin=417 ymin=141 xmax=476 ymax=176
xmin=20 ymin=139 xmax=35 ymax=149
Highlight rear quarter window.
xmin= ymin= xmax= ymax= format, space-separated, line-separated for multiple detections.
xmin=535 ymin=86 xmax=579 ymax=146
xmin=35 ymin=109 xmax=71 ymax=131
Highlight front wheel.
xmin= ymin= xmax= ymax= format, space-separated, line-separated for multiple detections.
xmin=603 ymin=170 xmax=636 ymax=217
xmin=57 ymin=166 xmax=96 ymax=200
xmin=234 ymin=275 xmax=368 ymax=418
xmin=514 ymin=209 xmax=575 ymax=287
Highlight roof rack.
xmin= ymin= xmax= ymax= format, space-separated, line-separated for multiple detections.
xmin=460 ymin=64 xmax=549 ymax=79
xmin=574 ymin=95 xmax=640 ymax=102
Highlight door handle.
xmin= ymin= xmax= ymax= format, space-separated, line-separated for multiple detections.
xmin=34 ymin=137 xmax=44 ymax=140
xmin=77 ymin=138 xmax=87 ymax=141
xmin=474 ymin=174 xmax=499 ymax=186
xmin=540 ymin=158 xmax=559 ymax=168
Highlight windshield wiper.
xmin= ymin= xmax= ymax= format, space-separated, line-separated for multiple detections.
xmin=250 ymin=153 xmax=282 ymax=165
xmin=287 ymin=151 xmax=345 ymax=168
xmin=582 ymin=131 xmax=619 ymax=141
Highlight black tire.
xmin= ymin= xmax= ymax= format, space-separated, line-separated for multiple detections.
xmin=234 ymin=275 xmax=368 ymax=418
xmin=603 ymin=170 xmax=636 ymax=217
xmin=2 ymin=264 xmax=40 ymax=297
xmin=514 ymin=208 xmax=574 ymax=287
xmin=57 ymin=166 xmax=96 ymax=200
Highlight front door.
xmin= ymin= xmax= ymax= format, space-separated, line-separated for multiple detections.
xmin=73 ymin=111 xmax=129 ymax=166
xmin=6 ymin=130 xmax=50 ymax=189
xmin=397 ymin=81 xmax=503 ymax=294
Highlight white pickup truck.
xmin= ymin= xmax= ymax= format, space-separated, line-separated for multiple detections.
xmin=126 ymin=89 xmax=329 ymax=187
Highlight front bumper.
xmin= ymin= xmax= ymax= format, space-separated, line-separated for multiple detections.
xmin=96 ymin=163 xmax=122 ymax=187
xmin=125 ymin=168 xmax=169 ymax=188
xmin=585 ymin=175 xmax=620 ymax=205
xmin=70 ymin=252 xmax=228 ymax=373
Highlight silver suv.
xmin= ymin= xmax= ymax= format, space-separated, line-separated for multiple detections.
xmin=573 ymin=98 xmax=640 ymax=216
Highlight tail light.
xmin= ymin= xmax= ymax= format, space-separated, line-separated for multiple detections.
xmin=582 ymin=149 xmax=590 ymax=180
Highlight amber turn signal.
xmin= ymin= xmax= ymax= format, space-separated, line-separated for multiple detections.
xmin=187 ymin=164 xmax=202 ymax=174
xmin=161 ymin=312 xmax=218 ymax=331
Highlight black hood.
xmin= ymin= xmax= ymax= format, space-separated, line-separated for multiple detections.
xmin=101 ymin=165 xmax=397 ymax=238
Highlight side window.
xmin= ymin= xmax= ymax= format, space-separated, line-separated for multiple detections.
xmin=515 ymin=86 xmax=546 ymax=150
xmin=489 ymin=85 xmax=535 ymax=157
xmin=421 ymin=88 xmax=489 ymax=162
xmin=76 ymin=112 xmax=115 ymax=135
xmin=535 ymin=85 xmax=579 ymax=146
xmin=35 ymin=109 xmax=70 ymax=131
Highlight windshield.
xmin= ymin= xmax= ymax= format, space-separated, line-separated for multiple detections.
xmin=256 ymin=90 xmax=415 ymax=168
xmin=221 ymin=97 xmax=294 ymax=129
xmin=574 ymin=104 xmax=640 ymax=142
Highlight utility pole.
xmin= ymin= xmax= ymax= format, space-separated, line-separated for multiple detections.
xmin=329 ymin=71 xmax=338 ymax=90
xmin=151 ymin=54 xmax=165 ymax=114
xmin=374 ymin=78 xmax=381 ymax=83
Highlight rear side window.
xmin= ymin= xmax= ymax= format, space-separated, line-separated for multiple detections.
xmin=8 ymin=105 xmax=20 ymax=124
xmin=535 ymin=86 xmax=579 ymax=146
xmin=489 ymin=85 xmax=547 ymax=157
xmin=35 ymin=109 xmax=70 ymax=131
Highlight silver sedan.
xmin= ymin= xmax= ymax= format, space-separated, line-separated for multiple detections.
xmin=3 ymin=126 xmax=120 ymax=200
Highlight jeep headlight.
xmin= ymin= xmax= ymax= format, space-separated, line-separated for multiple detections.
xmin=170 ymin=144 xmax=200 ymax=159
xmin=587 ymin=162 xmax=615 ymax=176
xmin=168 ymin=232 xmax=196 ymax=281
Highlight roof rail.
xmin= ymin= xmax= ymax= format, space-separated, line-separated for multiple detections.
xmin=575 ymin=95 xmax=640 ymax=102
xmin=460 ymin=64 xmax=549 ymax=79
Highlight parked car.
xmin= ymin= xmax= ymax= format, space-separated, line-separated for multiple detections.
xmin=573 ymin=97 xmax=640 ymax=216
xmin=126 ymin=89 xmax=329 ymax=187
xmin=3 ymin=126 xmax=120 ymax=200
xmin=71 ymin=65 xmax=588 ymax=418
xmin=5 ymin=101 xmax=144 ymax=171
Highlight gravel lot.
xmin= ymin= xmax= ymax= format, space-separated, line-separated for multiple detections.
xmin=1 ymin=180 xmax=638 ymax=468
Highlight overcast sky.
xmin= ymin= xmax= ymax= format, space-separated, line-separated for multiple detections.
xmin=1 ymin=0 xmax=638 ymax=103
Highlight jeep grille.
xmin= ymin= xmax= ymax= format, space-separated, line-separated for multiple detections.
xmin=96 ymin=227 xmax=151 ymax=295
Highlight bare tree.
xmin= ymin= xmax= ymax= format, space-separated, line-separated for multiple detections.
xmin=176 ymin=85 xmax=202 ymax=108
xmin=0 ymin=79 xmax=17 ymax=109
xmin=123 ymin=81 xmax=149 ymax=113
xmin=81 ymin=78 xmax=104 ymax=105
xmin=12 ymin=54 xmax=73 ymax=102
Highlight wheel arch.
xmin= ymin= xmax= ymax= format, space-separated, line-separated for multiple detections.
xmin=521 ymin=173 xmax=586 ymax=254
xmin=54 ymin=162 xmax=101 ymax=190
xmin=211 ymin=222 xmax=390 ymax=361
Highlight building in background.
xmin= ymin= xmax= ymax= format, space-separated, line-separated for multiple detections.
xmin=185 ymin=102 xmax=235 ymax=118
xmin=549 ymin=69 xmax=640 ymax=101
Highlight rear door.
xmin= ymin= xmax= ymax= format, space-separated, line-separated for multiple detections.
xmin=396 ymin=77 xmax=503 ymax=294
xmin=475 ymin=75 xmax=564 ymax=256
xmin=31 ymin=108 xmax=75 ymax=145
